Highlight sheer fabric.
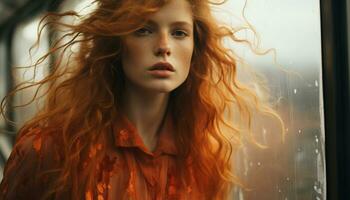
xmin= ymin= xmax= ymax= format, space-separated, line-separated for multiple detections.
xmin=0 ymin=113 xmax=204 ymax=199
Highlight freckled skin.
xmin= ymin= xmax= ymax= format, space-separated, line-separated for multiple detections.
xmin=121 ymin=0 xmax=194 ymax=93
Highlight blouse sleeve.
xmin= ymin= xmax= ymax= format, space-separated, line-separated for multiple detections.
xmin=0 ymin=127 xmax=49 ymax=200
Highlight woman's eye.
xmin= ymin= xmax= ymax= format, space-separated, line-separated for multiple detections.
xmin=173 ymin=30 xmax=188 ymax=38
xmin=135 ymin=28 xmax=152 ymax=36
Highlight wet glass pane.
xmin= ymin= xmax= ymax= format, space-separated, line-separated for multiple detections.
xmin=211 ymin=0 xmax=325 ymax=199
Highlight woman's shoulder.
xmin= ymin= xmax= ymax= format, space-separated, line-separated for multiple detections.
xmin=2 ymin=125 xmax=63 ymax=174
xmin=12 ymin=126 xmax=62 ymax=159
xmin=2 ymin=127 xmax=52 ymax=175
xmin=0 ymin=126 xmax=62 ymax=199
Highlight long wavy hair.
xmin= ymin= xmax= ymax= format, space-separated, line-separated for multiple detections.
xmin=1 ymin=0 xmax=283 ymax=199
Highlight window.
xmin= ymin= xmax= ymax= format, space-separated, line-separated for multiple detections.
xmin=0 ymin=1 xmax=336 ymax=199
xmin=212 ymin=0 xmax=325 ymax=199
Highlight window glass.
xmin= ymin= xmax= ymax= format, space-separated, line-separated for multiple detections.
xmin=212 ymin=0 xmax=325 ymax=199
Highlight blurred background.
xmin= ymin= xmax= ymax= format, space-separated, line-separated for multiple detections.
xmin=0 ymin=0 xmax=349 ymax=199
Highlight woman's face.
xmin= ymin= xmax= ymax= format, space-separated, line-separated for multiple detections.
xmin=121 ymin=0 xmax=194 ymax=93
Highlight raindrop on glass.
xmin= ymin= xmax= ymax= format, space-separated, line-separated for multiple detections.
xmin=315 ymin=80 xmax=319 ymax=87
xmin=293 ymin=89 xmax=297 ymax=94
xmin=315 ymin=149 xmax=319 ymax=154
xmin=314 ymin=184 xmax=322 ymax=194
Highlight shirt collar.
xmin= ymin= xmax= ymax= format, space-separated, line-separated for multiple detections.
xmin=112 ymin=112 xmax=178 ymax=156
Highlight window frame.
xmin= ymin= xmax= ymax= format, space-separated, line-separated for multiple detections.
xmin=320 ymin=0 xmax=350 ymax=199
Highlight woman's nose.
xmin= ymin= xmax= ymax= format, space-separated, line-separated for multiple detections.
xmin=154 ymin=32 xmax=171 ymax=57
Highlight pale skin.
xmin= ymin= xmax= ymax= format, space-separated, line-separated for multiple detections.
xmin=120 ymin=0 xmax=194 ymax=152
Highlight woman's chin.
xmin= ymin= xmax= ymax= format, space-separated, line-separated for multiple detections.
xmin=141 ymin=83 xmax=178 ymax=94
xmin=147 ymin=86 xmax=175 ymax=94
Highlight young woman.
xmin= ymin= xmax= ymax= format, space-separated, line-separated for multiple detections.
xmin=0 ymin=0 xmax=282 ymax=199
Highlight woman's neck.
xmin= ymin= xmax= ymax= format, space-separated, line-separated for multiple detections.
xmin=120 ymin=82 xmax=170 ymax=152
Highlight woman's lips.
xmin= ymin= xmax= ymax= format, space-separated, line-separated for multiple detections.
xmin=148 ymin=69 xmax=173 ymax=78
xmin=149 ymin=62 xmax=175 ymax=72
xmin=148 ymin=62 xmax=175 ymax=78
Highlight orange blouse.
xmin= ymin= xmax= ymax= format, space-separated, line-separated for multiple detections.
xmin=0 ymin=114 xmax=204 ymax=200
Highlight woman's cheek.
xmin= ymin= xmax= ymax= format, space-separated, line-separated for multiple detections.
xmin=131 ymin=40 xmax=152 ymax=63
xmin=181 ymin=44 xmax=194 ymax=68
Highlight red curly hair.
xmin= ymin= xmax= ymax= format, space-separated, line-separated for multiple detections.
xmin=1 ymin=0 xmax=283 ymax=199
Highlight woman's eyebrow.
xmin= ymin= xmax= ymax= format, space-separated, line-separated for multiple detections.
xmin=146 ymin=19 xmax=193 ymax=28
xmin=172 ymin=21 xmax=193 ymax=28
